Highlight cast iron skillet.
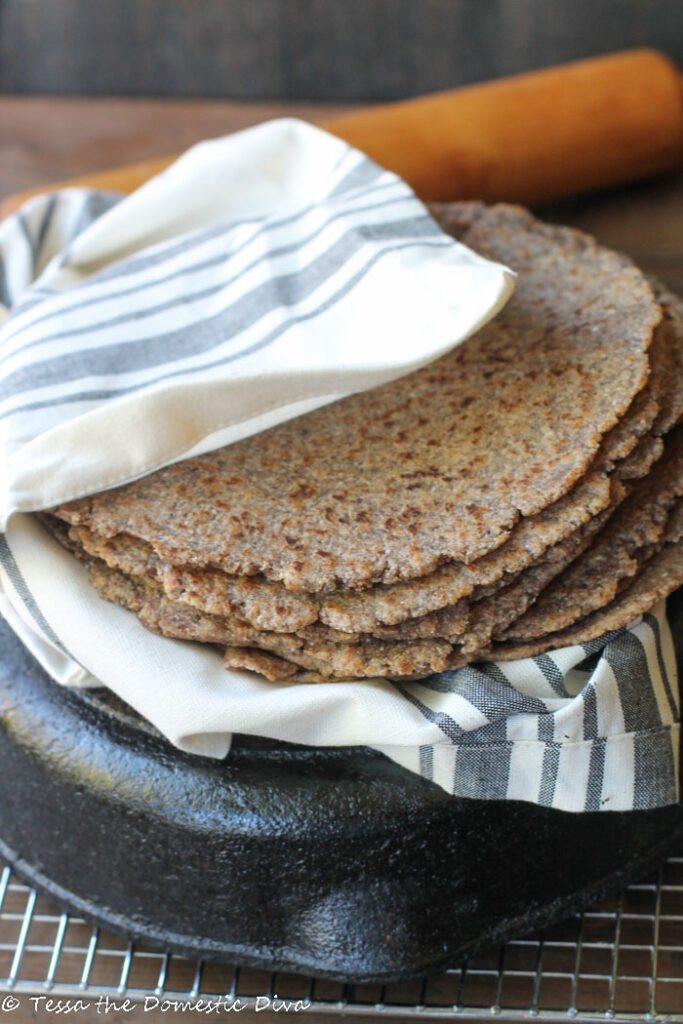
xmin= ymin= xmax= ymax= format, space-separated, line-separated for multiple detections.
xmin=1 ymin=597 xmax=682 ymax=983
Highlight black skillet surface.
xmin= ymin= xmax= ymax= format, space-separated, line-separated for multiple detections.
xmin=1 ymin=598 xmax=682 ymax=984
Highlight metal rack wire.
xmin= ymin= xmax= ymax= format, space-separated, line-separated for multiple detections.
xmin=4 ymin=670 xmax=680 ymax=1024
xmin=2 ymin=855 xmax=683 ymax=1020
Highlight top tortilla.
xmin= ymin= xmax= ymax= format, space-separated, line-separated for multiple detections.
xmin=52 ymin=203 xmax=659 ymax=593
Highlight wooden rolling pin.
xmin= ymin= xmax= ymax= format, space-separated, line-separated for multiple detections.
xmin=3 ymin=48 xmax=682 ymax=213
xmin=326 ymin=48 xmax=683 ymax=203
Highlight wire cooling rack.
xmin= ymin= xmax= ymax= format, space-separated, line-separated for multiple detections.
xmin=2 ymin=856 xmax=683 ymax=1021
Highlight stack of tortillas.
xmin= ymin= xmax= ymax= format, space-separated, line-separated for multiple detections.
xmin=41 ymin=202 xmax=683 ymax=683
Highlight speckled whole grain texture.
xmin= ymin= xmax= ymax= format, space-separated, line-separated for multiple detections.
xmin=43 ymin=462 xmax=683 ymax=682
xmin=44 ymin=383 xmax=667 ymax=670
xmin=650 ymin=291 xmax=683 ymax=435
xmin=84 ymin=561 xmax=301 ymax=656
xmin=50 ymin=434 xmax=673 ymax=682
xmin=51 ymin=412 xmax=663 ymax=643
xmin=45 ymin=477 xmax=612 ymax=667
xmin=52 ymin=203 xmax=659 ymax=593
xmin=50 ymin=423 xmax=650 ymax=651
xmin=83 ymin=555 xmax=455 ymax=681
xmin=312 ymin=309 xmax=681 ymax=632
xmin=459 ymin=499 xmax=619 ymax=653
xmin=487 ymin=498 xmax=683 ymax=663
xmin=67 ymin=526 xmax=320 ymax=633
xmin=500 ymin=426 xmax=683 ymax=640
xmin=317 ymin=426 xmax=666 ymax=633
xmin=221 ymin=648 xmax=300 ymax=682
xmin=57 ymin=469 xmax=614 ymax=633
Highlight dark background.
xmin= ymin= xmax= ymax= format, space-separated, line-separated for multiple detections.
xmin=1 ymin=0 xmax=681 ymax=100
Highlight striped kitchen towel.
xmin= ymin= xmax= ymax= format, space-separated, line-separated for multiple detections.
xmin=0 ymin=120 xmax=678 ymax=812
xmin=382 ymin=610 xmax=680 ymax=811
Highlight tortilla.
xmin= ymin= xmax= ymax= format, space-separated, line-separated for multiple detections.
xmin=501 ymin=426 xmax=683 ymax=640
xmin=50 ymin=425 xmax=647 ymax=652
xmin=66 ymin=456 xmax=678 ymax=683
xmin=58 ymin=408 xmax=659 ymax=641
xmin=221 ymin=649 xmax=300 ymax=682
xmin=45 ymin=457 xmax=683 ymax=682
xmin=460 ymin=499 xmax=618 ymax=653
xmin=44 ymin=389 xmax=668 ymax=669
xmin=319 ymin=426 xmax=666 ymax=633
xmin=648 ymin=282 xmax=683 ymax=434
xmin=41 ymin=203 xmax=683 ymax=684
xmin=82 ymin=555 xmax=454 ymax=680
xmin=60 ymin=467 xmax=613 ymax=633
xmin=52 ymin=203 xmax=659 ymax=594
xmin=67 ymin=526 xmax=320 ymax=633
xmin=488 ymin=498 xmax=683 ymax=663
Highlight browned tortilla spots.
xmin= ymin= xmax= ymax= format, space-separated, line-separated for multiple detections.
xmin=489 ymin=520 xmax=683 ymax=663
xmin=69 ymin=527 xmax=319 ymax=633
xmin=502 ymin=428 xmax=683 ymax=641
xmin=317 ymin=473 xmax=614 ymax=632
xmin=81 ymin=554 xmax=453 ymax=680
xmin=222 ymin=648 xmax=299 ymax=681
xmin=461 ymin=501 xmax=617 ymax=653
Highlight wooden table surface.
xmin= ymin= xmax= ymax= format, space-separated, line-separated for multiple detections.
xmin=1 ymin=94 xmax=682 ymax=1024
xmin=0 ymin=95 xmax=352 ymax=201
